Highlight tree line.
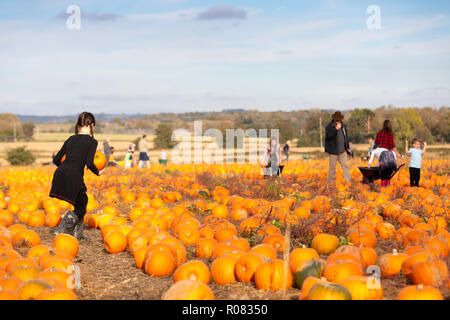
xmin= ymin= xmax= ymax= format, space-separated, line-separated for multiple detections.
xmin=1 ymin=106 xmax=449 ymax=151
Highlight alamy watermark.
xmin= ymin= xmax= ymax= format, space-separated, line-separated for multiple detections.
xmin=66 ymin=264 xmax=82 ymax=290
xmin=66 ymin=5 xmax=81 ymax=30
xmin=366 ymin=5 xmax=381 ymax=30
xmin=366 ymin=265 xmax=381 ymax=289
xmin=169 ymin=121 xmax=280 ymax=175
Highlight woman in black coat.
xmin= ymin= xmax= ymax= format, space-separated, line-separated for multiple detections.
xmin=50 ymin=112 xmax=100 ymax=240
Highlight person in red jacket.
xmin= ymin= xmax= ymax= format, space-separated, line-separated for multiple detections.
xmin=374 ymin=120 xmax=402 ymax=159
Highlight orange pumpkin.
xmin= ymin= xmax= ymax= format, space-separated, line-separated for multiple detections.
xmin=10 ymin=265 xmax=42 ymax=282
xmin=93 ymin=151 xmax=107 ymax=171
xmin=195 ymin=238 xmax=218 ymax=259
xmin=250 ymin=244 xmax=277 ymax=260
xmin=173 ymin=260 xmax=210 ymax=285
xmin=235 ymin=253 xmax=265 ymax=283
xmin=396 ymin=284 xmax=444 ymax=300
xmin=379 ymin=250 xmax=409 ymax=278
xmin=16 ymin=279 xmax=51 ymax=300
xmin=144 ymin=250 xmax=176 ymax=277
xmin=52 ymin=234 xmax=79 ymax=258
xmin=211 ymin=256 xmax=238 ymax=285
xmin=11 ymin=230 xmax=40 ymax=248
xmin=411 ymin=259 xmax=448 ymax=286
xmin=263 ymin=233 xmax=285 ymax=252
xmin=323 ymin=260 xmax=363 ymax=283
xmin=214 ymin=227 xmax=237 ymax=243
xmin=35 ymin=288 xmax=78 ymax=300
xmin=340 ymin=275 xmax=383 ymax=300
xmin=162 ymin=279 xmax=214 ymax=300
xmin=103 ymin=231 xmax=127 ymax=254
xmin=254 ymin=259 xmax=293 ymax=291
xmin=311 ymin=234 xmax=339 ymax=255
xmin=358 ymin=247 xmax=377 ymax=269
xmin=289 ymin=247 xmax=319 ymax=273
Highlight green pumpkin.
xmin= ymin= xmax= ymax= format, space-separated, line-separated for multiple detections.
xmin=293 ymin=259 xmax=325 ymax=288
xmin=307 ymin=283 xmax=352 ymax=300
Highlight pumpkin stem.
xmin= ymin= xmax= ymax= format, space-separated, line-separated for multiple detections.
xmin=417 ymin=284 xmax=424 ymax=291
xmin=392 ymin=249 xmax=398 ymax=255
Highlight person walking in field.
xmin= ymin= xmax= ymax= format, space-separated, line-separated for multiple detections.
xmin=283 ymin=141 xmax=290 ymax=163
xmin=138 ymin=134 xmax=151 ymax=169
xmin=405 ymin=138 xmax=427 ymax=187
xmin=124 ymin=144 xmax=134 ymax=169
xmin=375 ymin=120 xmax=402 ymax=159
xmin=103 ymin=137 xmax=112 ymax=168
xmin=368 ymin=137 xmax=375 ymax=157
xmin=325 ymin=111 xmax=352 ymax=183
xmin=262 ymin=137 xmax=282 ymax=177
xmin=50 ymin=112 xmax=101 ymax=240
xmin=269 ymin=137 xmax=282 ymax=177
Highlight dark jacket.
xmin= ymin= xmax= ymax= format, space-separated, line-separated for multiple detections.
xmin=325 ymin=121 xmax=350 ymax=155
xmin=50 ymin=135 xmax=99 ymax=205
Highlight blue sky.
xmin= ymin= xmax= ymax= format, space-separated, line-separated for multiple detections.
xmin=0 ymin=0 xmax=449 ymax=115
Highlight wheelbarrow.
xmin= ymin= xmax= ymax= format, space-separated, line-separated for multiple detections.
xmin=358 ymin=164 xmax=405 ymax=185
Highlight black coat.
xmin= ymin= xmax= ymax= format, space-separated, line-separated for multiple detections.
xmin=49 ymin=135 xmax=99 ymax=205
xmin=325 ymin=121 xmax=350 ymax=155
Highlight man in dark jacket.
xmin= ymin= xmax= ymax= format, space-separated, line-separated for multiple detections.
xmin=325 ymin=111 xmax=352 ymax=183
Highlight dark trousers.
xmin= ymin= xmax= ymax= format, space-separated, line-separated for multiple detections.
xmin=74 ymin=191 xmax=88 ymax=220
xmin=409 ymin=167 xmax=420 ymax=187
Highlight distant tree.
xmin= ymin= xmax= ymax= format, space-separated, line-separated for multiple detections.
xmin=7 ymin=146 xmax=35 ymax=165
xmin=22 ymin=122 xmax=35 ymax=138
xmin=276 ymin=120 xmax=295 ymax=143
xmin=0 ymin=113 xmax=22 ymax=139
xmin=134 ymin=118 xmax=152 ymax=130
xmin=297 ymin=111 xmax=331 ymax=147
xmin=112 ymin=117 xmax=122 ymax=125
xmin=347 ymin=109 xmax=376 ymax=143
xmin=154 ymin=123 xmax=176 ymax=149
xmin=434 ymin=111 xmax=450 ymax=143
xmin=392 ymin=108 xmax=424 ymax=152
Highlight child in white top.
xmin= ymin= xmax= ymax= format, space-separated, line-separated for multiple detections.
xmin=405 ymin=138 xmax=426 ymax=187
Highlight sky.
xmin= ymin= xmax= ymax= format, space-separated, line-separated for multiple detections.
xmin=0 ymin=0 xmax=449 ymax=116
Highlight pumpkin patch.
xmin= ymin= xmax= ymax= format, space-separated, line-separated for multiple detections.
xmin=0 ymin=158 xmax=448 ymax=300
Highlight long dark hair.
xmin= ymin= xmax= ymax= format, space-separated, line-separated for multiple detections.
xmin=382 ymin=120 xmax=393 ymax=135
xmin=75 ymin=112 xmax=96 ymax=137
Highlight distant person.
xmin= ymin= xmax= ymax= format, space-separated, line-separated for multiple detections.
xmin=348 ymin=142 xmax=354 ymax=158
xmin=368 ymin=137 xmax=375 ymax=157
xmin=50 ymin=112 xmax=101 ymax=240
xmin=124 ymin=145 xmax=134 ymax=169
xmin=108 ymin=146 xmax=117 ymax=166
xmin=405 ymin=138 xmax=427 ymax=187
xmin=325 ymin=111 xmax=352 ymax=183
xmin=160 ymin=150 xmax=167 ymax=166
xmin=103 ymin=137 xmax=112 ymax=167
xmin=283 ymin=141 xmax=290 ymax=163
xmin=368 ymin=144 xmax=397 ymax=187
xmin=263 ymin=137 xmax=282 ymax=177
xmin=138 ymin=134 xmax=150 ymax=169
xmin=375 ymin=120 xmax=402 ymax=159
xmin=129 ymin=142 xmax=137 ymax=167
